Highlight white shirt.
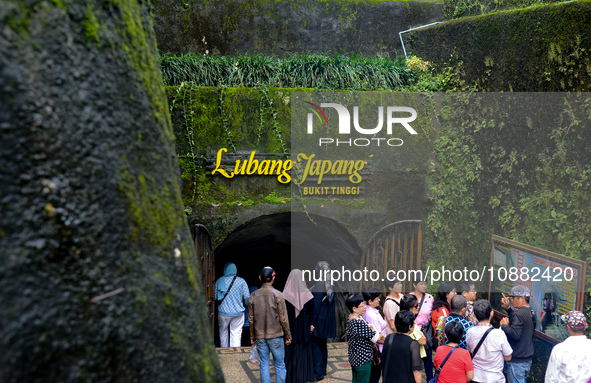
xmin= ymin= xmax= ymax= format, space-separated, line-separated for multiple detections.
xmin=545 ymin=335 xmax=591 ymax=383
xmin=466 ymin=324 xmax=513 ymax=383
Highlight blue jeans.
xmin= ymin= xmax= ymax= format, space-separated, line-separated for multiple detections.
xmin=257 ymin=337 xmax=286 ymax=383
xmin=505 ymin=360 xmax=532 ymax=383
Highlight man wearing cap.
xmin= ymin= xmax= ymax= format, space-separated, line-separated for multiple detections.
xmin=545 ymin=310 xmax=591 ymax=383
xmin=249 ymin=267 xmax=292 ymax=383
xmin=500 ymin=285 xmax=537 ymax=383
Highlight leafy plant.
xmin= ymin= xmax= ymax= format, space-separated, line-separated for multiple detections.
xmin=160 ymin=53 xmax=415 ymax=91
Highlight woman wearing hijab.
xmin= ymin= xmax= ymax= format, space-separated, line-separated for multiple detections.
xmin=284 ymin=269 xmax=315 ymax=383
xmin=310 ymin=261 xmax=336 ymax=381
xmin=215 ymin=262 xmax=250 ymax=347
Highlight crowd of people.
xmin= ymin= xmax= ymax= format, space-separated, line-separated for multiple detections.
xmin=215 ymin=264 xmax=591 ymax=383
xmin=345 ymin=278 xmax=591 ymax=383
xmin=216 ymin=262 xmax=336 ymax=383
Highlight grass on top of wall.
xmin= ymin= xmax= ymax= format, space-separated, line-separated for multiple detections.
xmin=160 ymin=53 xmax=416 ymax=90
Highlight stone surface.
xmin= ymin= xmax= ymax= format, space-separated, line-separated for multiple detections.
xmin=153 ymin=0 xmax=444 ymax=56
xmin=411 ymin=0 xmax=591 ymax=91
xmin=0 ymin=0 xmax=223 ymax=381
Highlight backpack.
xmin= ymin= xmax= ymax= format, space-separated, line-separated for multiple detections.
xmin=435 ymin=315 xmax=448 ymax=347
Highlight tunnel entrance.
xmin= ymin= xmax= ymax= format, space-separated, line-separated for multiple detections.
xmin=210 ymin=212 xmax=363 ymax=346
xmin=213 ymin=212 xmax=363 ymax=292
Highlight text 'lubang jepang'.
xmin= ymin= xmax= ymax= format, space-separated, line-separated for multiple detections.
xmin=211 ymin=148 xmax=367 ymax=185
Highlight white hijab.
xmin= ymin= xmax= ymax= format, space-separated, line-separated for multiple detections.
xmin=283 ymin=269 xmax=313 ymax=317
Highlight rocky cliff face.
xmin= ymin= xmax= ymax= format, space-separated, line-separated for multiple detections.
xmin=152 ymin=0 xmax=444 ymax=56
xmin=0 ymin=1 xmax=223 ymax=381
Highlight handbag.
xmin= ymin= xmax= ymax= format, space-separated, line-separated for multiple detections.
xmin=372 ymin=343 xmax=381 ymax=366
xmin=428 ymin=346 xmax=458 ymax=383
xmin=421 ymin=320 xmax=435 ymax=350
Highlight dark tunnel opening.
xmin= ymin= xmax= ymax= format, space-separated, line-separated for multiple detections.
xmin=214 ymin=212 xmax=362 ymax=292
xmin=212 ymin=212 xmax=363 ymax=346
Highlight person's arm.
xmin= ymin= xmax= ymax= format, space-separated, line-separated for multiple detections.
xmin=277 ymin=293 xmax=292 ymax=344
xmin=413 ymin=370 xmax=422 ymax=383
xmin=501 ymin=293 xmax=514 ymax=317
xmin=370 ymin=331 xmax=381 ymax=344
xmin=501 ymin=310 xmax=524 ymax=340
xmin=366 ymin=323 xmax=380 ymax=343
xmin=544 ymin=349 xmax=560 ymax=383
xmin=431 ymin=309 xmax=439 ymax=329
xmin=497 ymin=330 xmax=512 ymax=361
xmin=388 ymin=319 xmax=396 ymax=332
xmin=383 ymin=301 xmax=397 ymax=332
xmin=249 ymin=295 xmax=255 ymax=344
xmin=424 ymin=295 xmax=434 ymax=320
xmin=360 ymin=320 xmax=378 ymax=341
xmin=416 ymin=328 xmax=427 ymax=346
xmin=464 ymin=349 xmax=474 ymax=382
xmin=241 ymin=280 xmax=250 ymax=307
xmin=410 ymin=340 xmax=424 ymax=383
xmin=305 ymin=300 xmax=315 ymax=332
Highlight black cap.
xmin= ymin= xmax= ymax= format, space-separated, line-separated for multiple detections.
xmin=260 ymin=266 xmax=275 ymax=282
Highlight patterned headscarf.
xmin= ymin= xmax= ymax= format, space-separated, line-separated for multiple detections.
xmin=284 ymin=269 xmax=313 ymax=317
xmin=316 ymin=261 xmax=334 ymax=304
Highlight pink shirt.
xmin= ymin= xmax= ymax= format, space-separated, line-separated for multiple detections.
xmin=362 ymin=305 xmax=388 ymax=352
xmin=410 ymin=292 xmax=434 ymax=327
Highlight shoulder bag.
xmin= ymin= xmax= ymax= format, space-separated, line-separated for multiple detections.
xmin=470 ymin=327 xmax=493 ymax=359
xmin=385 ymin=297 xmax=401 ymax=308
xmin=415 ymin=293 xmax=436 ymax=350
xmin=421 ymin=320 xmax=435 ymax=350
xmin=218 ymin=275 xmax=237 ymax=304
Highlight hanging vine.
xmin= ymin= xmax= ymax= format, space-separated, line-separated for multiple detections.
xmin=259 ymin=86 xmax=288 ymax=154
xmin=218 ymin=86 xmax=238 ymax=153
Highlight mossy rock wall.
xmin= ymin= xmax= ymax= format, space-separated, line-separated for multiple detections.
xmin=153 ymin=0 xmax=444 ymax=56
xmin=442 ymin=0 xmax=564 ymax=19
xmin=167 ymin=86 xmax=434 ymax=247
xmin=0 ymin=1 xmax=222 ymax=382
xmin=411 ymin=0 xmax=591 ymax=91
xmin=167 ymin=85 xmax=293 ymax=245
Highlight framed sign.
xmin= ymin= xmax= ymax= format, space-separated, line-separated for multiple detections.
xmin=488 ymin=235 xmax=587 ymax=343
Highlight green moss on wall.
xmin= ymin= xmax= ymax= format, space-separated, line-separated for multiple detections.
xmin=0 ymin=0 xmax=223 ymax=381
xmin=167 ymin=85 xmax=294 ymax=208
xmin=82 ymin=6 xmax=100 ymax=42
xmin=443 ymin=0 xmax=564 ymax=19
xmin=114 ymin=0 xmax=172 ymax=138
xmin=411 ymin=0 xmax=591 ymax=91
xmin=118 ymin=165 xmax=183 ymax=254
xmin=424 ymin=95 xmax=591 ymax=375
